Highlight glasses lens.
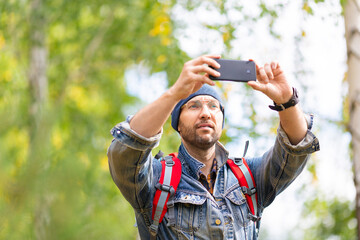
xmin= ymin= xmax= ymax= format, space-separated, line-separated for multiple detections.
xmin=207 ymin=101 xmax=220 ymax=110
xmin=186 ymin=100 xmax=220 ymax=112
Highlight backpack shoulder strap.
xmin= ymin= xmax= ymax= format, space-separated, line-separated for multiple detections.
xmin=150 ymin=153 xmax=181 ymax=238
xmin=227 ymin=157 xmax=260 ymax=222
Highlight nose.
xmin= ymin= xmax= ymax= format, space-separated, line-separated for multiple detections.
xmin=199 ymin=104 xmax=211 ymax=119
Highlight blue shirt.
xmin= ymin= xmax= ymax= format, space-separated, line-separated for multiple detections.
xmin=107 ymin=115 xmax=319 ymax=239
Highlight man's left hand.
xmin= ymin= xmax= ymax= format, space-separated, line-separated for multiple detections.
xmin=248 ymin=61 xmax=293 ymax=104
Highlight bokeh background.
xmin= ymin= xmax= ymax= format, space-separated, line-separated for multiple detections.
xmin=1 ymin=0 xmax=359 ymax=239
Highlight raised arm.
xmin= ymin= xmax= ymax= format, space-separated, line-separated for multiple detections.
xmin=247 ymin=62 xmax=308 ymax=145
xmin=129 ymin=55 xmax=221 ymax=138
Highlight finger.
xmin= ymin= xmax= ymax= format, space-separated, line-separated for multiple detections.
xmin=264 ymin=63 xmax=274 ymax=80
xmin=192 ymin=65 xmax=220 ymax=78
xmin=255 ymin=62 xmax=263 ymax=79
xmin=255 ymin=61 xmax=260 ymax=74
xmin=194 ymin=73 xmax=215 ymax=86
xmin=271 ymin=61 xmax=279 ymax=70
xmin=271 ymin=61 xmax=283 ymax=76
xmin=203 ymin=54 xmax=221 ymax=60
xmin=257 ymin=66 xmax=269 ymax=83
xmin=192 ymin=55 xmax=221 ymax=69
xmin=247 ymin=81 xmax=264 ymax=92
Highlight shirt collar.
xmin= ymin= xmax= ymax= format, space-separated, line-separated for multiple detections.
xmin=177 ymin=141 xmax=229 ymax=179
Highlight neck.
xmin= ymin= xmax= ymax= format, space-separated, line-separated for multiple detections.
xmin=182 ymin=141 xmax=216 ymax=175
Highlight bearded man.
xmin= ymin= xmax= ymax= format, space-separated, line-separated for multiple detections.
xmin=107 ymin=55 xmax=320 ymax=239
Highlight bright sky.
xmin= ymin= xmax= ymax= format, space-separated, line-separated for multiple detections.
xmin=126 ymin=1 xmax=353 ymax=239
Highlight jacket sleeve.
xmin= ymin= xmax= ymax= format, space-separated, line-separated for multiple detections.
xmin=249 ymin=114 xmax=320 ymax=211
xmin=107 ymin=116 xmax=162 ymax=210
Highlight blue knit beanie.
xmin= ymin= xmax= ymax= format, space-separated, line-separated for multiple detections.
xmin=171 ymin=85 xmax=225 ymax=132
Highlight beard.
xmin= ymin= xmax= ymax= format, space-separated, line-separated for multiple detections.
xmin=179 ymin=121 xmax=220 ymax=150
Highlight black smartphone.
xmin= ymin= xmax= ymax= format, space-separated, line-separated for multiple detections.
xmin=209 ymin=59 xmax=256 ymax=82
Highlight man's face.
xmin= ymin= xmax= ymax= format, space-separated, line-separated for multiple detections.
xmin=178 ymin=95 xmax=223 ymax=150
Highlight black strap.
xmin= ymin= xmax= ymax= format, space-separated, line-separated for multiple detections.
xmin=154 ymin=150 xmax=164 ymax=160
xmin=269 ymin=87 xmax=299 ymax=111
xmin=243 ymin=140 xmax=249 ymax=157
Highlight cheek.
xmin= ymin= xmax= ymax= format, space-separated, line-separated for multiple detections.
xmin=215 ymin=113 xmax=223 ymax=128
xmin=178 ymin=113 xmax=193 ymax=131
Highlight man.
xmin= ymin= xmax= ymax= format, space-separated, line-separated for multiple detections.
xmin=107 ymin=55 xmax=320 ymax=239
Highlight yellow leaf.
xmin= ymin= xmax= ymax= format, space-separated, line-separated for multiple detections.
xmin=302 ymin=2 xmax=312 ymax=14
xmin=161 ymin=37 xmax=171 ymax=46
xmin=67 ymin=85 xmax=88 ymax=111
xmin=157 ymin=55 xmax=167 ymax=64
xmin=51 ymin=128 xmax=63 ymax=150
xmin=150 ymin=25 xmax=161 ymax=37
xmin=149 ymin=15 xmax=171 ymax=37
xmin=0 ymin=33 xmax=5 ymax=50
xmin=100 ymin=156 xmax=109 ymax=171
xmin=222 ymin=31 xmax=230 ymax=42
xmin=3 ymin=70 xmax=12 ymax=82
xmin=5 ymin=128 xmax=29 ymax=176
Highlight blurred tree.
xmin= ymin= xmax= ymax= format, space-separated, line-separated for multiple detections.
xmin=0 ymin=0 xmax=189 ymax=239
xmin=344 ymin=0 xmax=360 ymax=237
xmin=297 ymin=0 xmax=360 ymax=238
xmin=342 ymin=0 xmax=360 ymax=238
xmin=1 ymin=0 xmax=354 ymax=239
xmin=27 ymin=0 xmax=50 ymax=238
xmin=0 ymin=0 xmax=285 ymax=238
xmin=301 ymin=196 xmax=356 ymax=240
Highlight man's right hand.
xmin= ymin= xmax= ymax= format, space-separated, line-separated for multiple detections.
xmin=168 ymin=55 xmax=221 ymax=102
xmin=129 ymin=55 xmax=221 ymax=138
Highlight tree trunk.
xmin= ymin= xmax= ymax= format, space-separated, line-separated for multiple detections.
xmin=29 ymin=0 xmax=47 ymax=129
xmin=28 ymin=0 xmax=49 ymax=239
xmin=344 ymin=0 xmax=360 ymax=237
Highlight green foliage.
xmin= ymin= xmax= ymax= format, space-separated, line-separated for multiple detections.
xmin=153 ymin=119 xmax=181 ymax=155
xmin=0 ymin=0 xmax=353 ymax=239
xmin=0 ymin=0 xmax=188 ymax=239
xmin=302 ymin=196 xmax=356 ymax=240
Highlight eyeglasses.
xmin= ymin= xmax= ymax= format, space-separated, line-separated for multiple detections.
xmin=182 ymin=100 xmax=222 ymax=113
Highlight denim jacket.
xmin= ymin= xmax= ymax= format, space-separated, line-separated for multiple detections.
xmin=107 ymin=115 xmax=320 ymax=239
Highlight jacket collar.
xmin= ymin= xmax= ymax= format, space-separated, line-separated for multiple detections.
xmin=177 ymin=141 xmax=229 ymax=179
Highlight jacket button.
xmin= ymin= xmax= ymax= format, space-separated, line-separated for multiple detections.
xmin=215 ymin=219 xmax=221 ymax=225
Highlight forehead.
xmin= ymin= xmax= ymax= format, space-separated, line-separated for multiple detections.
xmin=189 ymin=95 xmax=218 ymax=102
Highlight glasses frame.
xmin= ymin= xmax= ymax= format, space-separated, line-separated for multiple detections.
xmin=181 ymin=99 xmax=223 ymax=113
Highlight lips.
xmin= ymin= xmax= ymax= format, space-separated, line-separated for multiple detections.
xmin=196 ymin=122 xmax=214 ymax=129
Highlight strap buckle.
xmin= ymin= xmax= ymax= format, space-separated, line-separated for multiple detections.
xmin=241 ymin=186 xmax=256 ymax=196
xmin=154 ymin=150 xmax=164 ymax=160
xmin=233 ymin=157 xmax=243 ymax=166
xmin=149 ymin=223 xmax=159 ymax=238
xmin=149 ymin=224 xmax=158 ymax=233
xmin=248 ymin=213 xmax=261 ymax=222
xmin=163 ymin=156 xmax=175 ymax=167
xmin=155 ymin=183 xmax=175 ymax=197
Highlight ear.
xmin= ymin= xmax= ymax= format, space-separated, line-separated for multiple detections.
xmin=177 ymin=116 xmax=183 ymax=133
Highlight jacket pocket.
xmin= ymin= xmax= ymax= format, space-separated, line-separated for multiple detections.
xmin=225 ymin=186 xmax=252 ymax=227
xmin=167 ymin=191 xmax=206 ymax=233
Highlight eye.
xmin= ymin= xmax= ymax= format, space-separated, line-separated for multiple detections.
xmin=188 ymin=101 xmax=201 ymax=110
xmin=208 ymin=101 xmax=219 ymax=110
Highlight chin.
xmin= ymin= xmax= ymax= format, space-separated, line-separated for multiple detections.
xmin=196 ymin=132 xmax=213 ymax=141
xmin=196 ymin=134 xmax=218 ymax=145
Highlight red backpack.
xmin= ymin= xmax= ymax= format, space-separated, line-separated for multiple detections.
xmin=149 ymin=150 xmax=260 ymax=238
